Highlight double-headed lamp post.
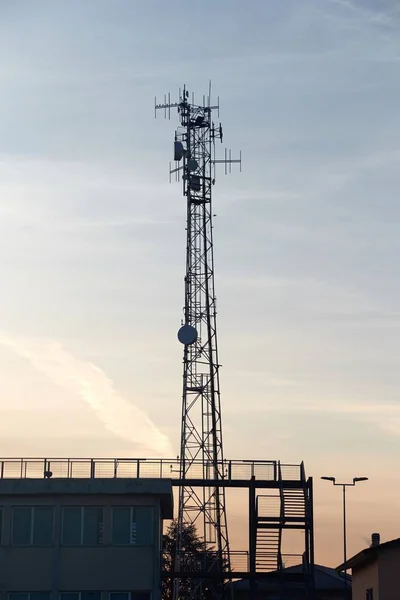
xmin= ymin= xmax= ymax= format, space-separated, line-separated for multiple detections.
xmin=321 ymin=476 xmax=368 ymax=600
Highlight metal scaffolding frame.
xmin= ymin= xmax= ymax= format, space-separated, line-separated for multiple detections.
xmin=0 ymin=456 xmax=315 ymax=598
xmin=164 ymin=463 xmax=314 ymax=599
xmin=155 ymin=85 xmax=240 ymax=600
xmin=155 ymin=85 xmax=315 ymax=599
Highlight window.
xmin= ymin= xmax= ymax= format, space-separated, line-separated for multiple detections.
xmin=8 ymin=593 xmax=50 ymax=600
xmin=366 ymin=590 xmax=374 ymax=600
xmin=11 ymin=507 xmax=53 ymax=545
xmin=62 ymin=507 xmax=103 ymax=545
xmin=111 ymin=506 xmax=153 ymax=545
xmin=59 ymin=593 xmax=100 ymax=600
xmin=110 ymin=594 xmax=151 ymax=600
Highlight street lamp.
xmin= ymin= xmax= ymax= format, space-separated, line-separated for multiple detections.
xmin=321 ymin=476 xmax=369 ymax=600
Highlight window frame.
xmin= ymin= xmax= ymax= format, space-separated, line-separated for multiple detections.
xmin=59 ymin=593 xmax=101 ymax=600
xmin=11 ymin=506 xmax=54 ymax=546
xmin=111 ymin=506 xmax=137 ymax=546
xmin=61 ymin=506 xmax=104 ymax=546
xmin=8 ymin=592 xmax=51 ymax=600
xmin=111 ymin=506 xmax=154 ymax=546
xmin=109 ymin=593 xmax=151 ymax=600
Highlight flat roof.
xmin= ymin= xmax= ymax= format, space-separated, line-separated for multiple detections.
xmin=0 ymin=477 xmax=174 ymax=518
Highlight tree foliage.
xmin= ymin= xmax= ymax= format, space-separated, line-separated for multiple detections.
xmin=162 ymin=520 xmax=228 ymax=600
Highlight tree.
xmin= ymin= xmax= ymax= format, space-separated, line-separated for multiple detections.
xmin=161 ymin=520 xmax=228 ymax=600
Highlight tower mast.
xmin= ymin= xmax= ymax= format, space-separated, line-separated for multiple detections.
xmin=156 ymin=85 xmax=241 ymax=599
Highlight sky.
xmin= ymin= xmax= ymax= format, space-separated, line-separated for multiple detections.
xmin=1 ymin=0 xmax=400 ymax=567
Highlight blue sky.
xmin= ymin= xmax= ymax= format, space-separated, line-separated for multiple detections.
xmin=1 ymin=0 xmax=400 ymax=565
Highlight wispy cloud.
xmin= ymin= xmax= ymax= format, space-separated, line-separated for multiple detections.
xmin=0 ymin=332 xmax=174 ymax=457
xmin=326 ymin=0 xmax=398 ymax=28
xmin=295 ymin=400 xmax=400 ymax=438
xmin=0 ymin=155 xmax=178 ymax=231
xmin=234 ymin=397 xmax=400 ymax=438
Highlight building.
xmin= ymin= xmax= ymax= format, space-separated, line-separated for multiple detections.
xmin=338 ymin=534 xmax=400 ymax=600
xmin=0 ymin=471 xmax=173 ymax=600
xmin=0 ymin=456 xmax=314 ymax=600
xmin=233 ymin=564 xmax=351 ymax=600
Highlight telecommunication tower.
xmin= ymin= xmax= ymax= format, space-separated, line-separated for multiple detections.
xmin=155 ymin=85 xmax=241 ymax=599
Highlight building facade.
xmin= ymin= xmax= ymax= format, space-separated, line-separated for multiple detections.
xmin=0 ymin=478 xmax=173 ymax=600
xmin=340 ymin=536 xmax=400 ymax=600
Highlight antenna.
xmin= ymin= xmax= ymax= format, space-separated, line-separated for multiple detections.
xmin=154 ymin=92 xmax=180 ymax=120
xmin=155 ymin=84 xmax=241 ymax=600
xmin=155 ymin=86 xmax=241 ymax=186
xmin=154 ymin=85 xmax=314 ymax=600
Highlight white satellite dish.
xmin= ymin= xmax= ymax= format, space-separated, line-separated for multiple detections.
xmin=177 ymin=325 xmax=198 ymax=345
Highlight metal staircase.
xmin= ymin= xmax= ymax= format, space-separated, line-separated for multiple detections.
xmin=282 ymin=488 xmax=306 ymax=520
xmin=256 ymin=528 xmax=281 ymax=571
xmin=250 ymin=461 xmax=314 ymax=599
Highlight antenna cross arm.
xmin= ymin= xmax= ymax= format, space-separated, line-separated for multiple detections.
xmin=212 ymin=159 xmax=241 ymax=164
xmin=170 ymin=165 xmax=183 ymax=175
xmin=155 ymin=102 xmax=180 ymax=110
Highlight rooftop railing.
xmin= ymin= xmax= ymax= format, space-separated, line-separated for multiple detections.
xmin=0 ymin=458 xmax=304 ymax=482
xmin=228 ymin=551 xmax=304 ymax=572
xmin=162 ymin=550 xmax=305 ymax=573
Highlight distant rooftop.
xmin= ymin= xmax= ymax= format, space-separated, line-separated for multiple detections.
xmin=337 ymin=537 xmax=400 ymax=571
xmin=233 ymin=564 xmax=351 ymax=591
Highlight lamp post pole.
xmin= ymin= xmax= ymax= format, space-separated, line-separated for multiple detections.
xmin=321 ymin=476 xmax=368 ymax=600
xmin=342 ymin=483 xmax=347 ymax=592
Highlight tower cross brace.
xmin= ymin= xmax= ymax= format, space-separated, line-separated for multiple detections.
xmin=155 ymin=85 xmax=241 ymax=600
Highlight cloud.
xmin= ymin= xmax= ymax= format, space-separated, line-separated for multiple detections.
xmin=235 ymin=396 xmax=400 ymax=438
xmin=0 ymin=331 xmax=174 ymax=457
xmin=326 ymin=0 xmax=397 ymax=28
xmin=0 ymin=155 xmax=180 ymax=238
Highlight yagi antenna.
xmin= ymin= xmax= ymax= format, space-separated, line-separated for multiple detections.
xmin=213 ymin=148 xmax=242 ymax=175
xmin=154 ymin=84 xmax=241 ymax=182
xmin=154 ymin=91 xmax=179 ymax=120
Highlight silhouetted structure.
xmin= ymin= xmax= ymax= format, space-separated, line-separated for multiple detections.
xmin=155 ymin=85 xmax=240 ymax=600
xmin=0 ymin=457 xmax=314 ymax=599
xmin=234 ymin=564 xmax=350 ymax=600
xmin=338 ymin=534 xmax=400 ymax=600
xmin=155 ymin=85 xmax=315 ymax=600
xmin=321 ymin=476 xmax=368 ymax=600
xmin=0 ymin=467 xmax=172 ymax=596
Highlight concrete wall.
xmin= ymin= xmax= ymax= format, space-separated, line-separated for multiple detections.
xmin=0 ymin=544 xmax=156 ymax=591
xmin=378 ymin=546 xmax=400 ymax=600
xmin=352 ymin=560 xmax=379 ymax=600
xmin=352 ymin=546 xmax=400 ymax=600
xmin=0 ymin=478 xmax=173 ymax=599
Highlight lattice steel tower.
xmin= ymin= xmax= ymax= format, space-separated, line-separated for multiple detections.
xmin=155 ymin=86 xmax=241 ymax=599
